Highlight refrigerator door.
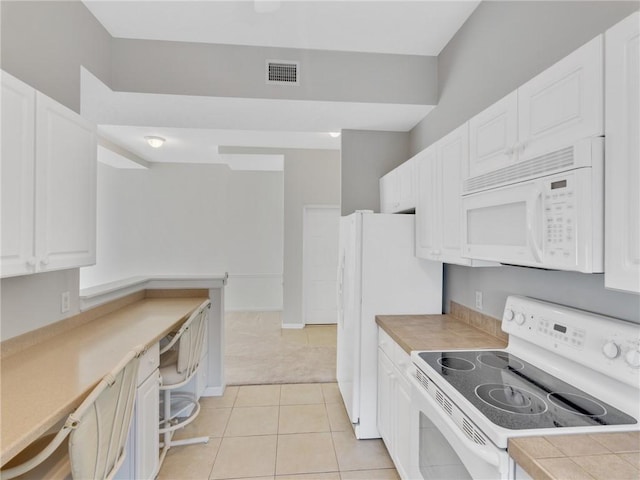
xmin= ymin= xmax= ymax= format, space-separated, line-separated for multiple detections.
xmin=336 ymin=213 xmax=362 ymax=425
xmin=357 ymin=213 xmax=443 ymax=439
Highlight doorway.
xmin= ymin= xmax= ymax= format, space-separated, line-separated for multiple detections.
xmin=302 ymin=205 xmax=340 ymax=325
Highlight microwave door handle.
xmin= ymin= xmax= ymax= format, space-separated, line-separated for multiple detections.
xmin=406 ymin=368 xmax=502 ymax=468
xmin=527 ymin=190 xmax=544 ymax=263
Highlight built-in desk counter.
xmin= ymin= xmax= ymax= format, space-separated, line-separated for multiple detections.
xmin=0 ymin=296 xmax=205 ymax=467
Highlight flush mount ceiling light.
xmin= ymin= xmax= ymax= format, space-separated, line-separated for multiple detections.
xmin=144 ymin=136 xmax=166 ymax=148
xmin=328 ymin=132 xmax=341 ymax=138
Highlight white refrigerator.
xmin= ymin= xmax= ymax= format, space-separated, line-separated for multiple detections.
xmin=337 ymin=211 xmax=442 ymax=439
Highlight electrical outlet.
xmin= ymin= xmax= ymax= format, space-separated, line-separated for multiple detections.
xmin=61 ymin=291 xmax=71 ymax=313
xmin=475 ymin=291 xmax=483 ymax=310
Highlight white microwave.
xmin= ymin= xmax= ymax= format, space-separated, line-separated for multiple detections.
xmin=462 ymin=138 xmax=604 ymax=273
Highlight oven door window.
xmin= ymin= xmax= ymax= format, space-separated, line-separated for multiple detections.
xmin=419 ymin=412 xmax=472 ymax=480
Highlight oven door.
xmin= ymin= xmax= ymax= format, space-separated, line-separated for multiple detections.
xmin=408 ymin=368 xmax=512 ymax=480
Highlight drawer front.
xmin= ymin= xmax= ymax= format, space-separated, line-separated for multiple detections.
xmin=393 ymin=341 xmax=412 ymax=379
xmin=378 ymin=327 xmax=395 ymax=360
xmin=138 ymin=342 xmax=160 ymax=385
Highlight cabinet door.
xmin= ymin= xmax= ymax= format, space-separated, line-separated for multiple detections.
xmin=518 ymin=35 xmax=603 ymax=159
xmin=415 ymin=147 xmax=439 ymax=260
xmin=35 ymin=92 xmax=97 ymax=272
xmin=605 ymin=12 xmax=640 ymax=293
xmin=467 ymin=91 xmax=518 ymax=184
xmin=379 ymin=170 xmax=397 ymax=213
xmin=397 ymin=159 xmax=417 ymax=212
xmin=438 ymin=124 xmax=471 ymax=266
xmin=376 ymin=348 xmax=394 ymax=453
xmin=394 ymin=373 xmax=412 ymax=480
xmin=1 ymin=72 xmax=36 ymax=277
xmin=135 ymin=370 xmax=160 ymax=480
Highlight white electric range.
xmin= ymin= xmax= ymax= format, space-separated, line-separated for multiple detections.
xmin=408 ymin=296 xmax=640 ymax=479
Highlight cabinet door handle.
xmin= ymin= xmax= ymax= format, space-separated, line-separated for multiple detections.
xmin=40 ymin=256 xmax=50 ymax=266
xmin=26 ymin=257 xmax=37 ymax=268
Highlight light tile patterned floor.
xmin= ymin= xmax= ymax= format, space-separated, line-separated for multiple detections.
xmin=159 ymin=383 xmax=399 ymax=480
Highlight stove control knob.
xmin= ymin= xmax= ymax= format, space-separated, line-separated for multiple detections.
xmin=503 ymin=309 xmax=514 ymax=322
xmin=602 ymin=341 xmax=621 ymax=359
xmin=624 ymin=348 xmax=640 ymax=368
xmin=514 ymin=313 xmax=525 ymax=326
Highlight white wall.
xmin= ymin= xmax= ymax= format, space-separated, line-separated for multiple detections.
xmin=80 ymin=162 xmax=284 ymax=311
xmin=1 ymin=269 xmax=81 ymax=341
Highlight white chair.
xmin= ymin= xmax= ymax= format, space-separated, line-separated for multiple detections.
xmin=158 ymin=299 xmax=211 ymax=465
xmin=1 ymin=348 xmax=142 ymax=480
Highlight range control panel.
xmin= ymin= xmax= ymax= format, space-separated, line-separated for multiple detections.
xmin=502 ymin=296 xmax=640 ymax=388
xmin=536 ymin=317 xmax=585 ymax=349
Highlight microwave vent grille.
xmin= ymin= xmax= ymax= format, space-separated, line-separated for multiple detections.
xmin=464 ymin=145 xmax=574 ymax=194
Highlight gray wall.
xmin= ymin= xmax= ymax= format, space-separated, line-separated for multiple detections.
xmin=0 ymin=0 xmax=112 ymax=113
xmin=411 ymin=1 xmax=640 ymax=322
xmin=214 ymin=146 xmax=341 ymax=325
xmin=410 ymin=1 xmax=640 ymax=152
xmin=341 ymin=130 xmax=410 ymax=215
xmin=283 ymin=149 xmax=341 ymax=326
xmin=112 ymin=39 xmax=437 ymax=105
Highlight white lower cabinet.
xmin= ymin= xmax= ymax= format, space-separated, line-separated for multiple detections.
xmin=116 ymin=344 xmax=160 ymax=480
xmin=377 ymin=328 xmax=412 ymax=479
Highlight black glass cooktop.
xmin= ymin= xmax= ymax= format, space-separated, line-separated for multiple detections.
xmin=417 ymin=350 xmax=637 ymax=430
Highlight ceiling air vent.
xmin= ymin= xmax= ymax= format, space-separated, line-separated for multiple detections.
xmin=266 ymin=60 xmax=300 ymax=85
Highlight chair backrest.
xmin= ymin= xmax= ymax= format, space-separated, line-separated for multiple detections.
xmin=175 ymin=300 xmax=210 ymax=381
xmin=68 ymin=348 xmax=141 ymax=480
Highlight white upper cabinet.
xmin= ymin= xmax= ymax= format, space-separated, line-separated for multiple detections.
xmin=438 ymin=125 xmax=470 ymax=263
xmin=604 ymin=12 xmax=640 ymax=294
xmin=415 ymin=146 xmax=438 ymax=259
xmin=416 ymin=124 xmax=495 ymax=266
xmin=466 ymin=35 xmax=604 ymax=193
xmin=518 ymin=35 xmax=603 ymax=160
xmin=1 ymin=72 xmax=36 ymax=277
xmin=379 ymin=157 xmax=417 ymax=213
xmin=468 ymin=91 xmax=518 ymax=179
xmin=1 ymin=71 xmax=97 ymax=278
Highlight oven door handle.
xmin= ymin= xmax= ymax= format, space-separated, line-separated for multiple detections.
xmin=407 ymin=369 xmax=502 ymax=468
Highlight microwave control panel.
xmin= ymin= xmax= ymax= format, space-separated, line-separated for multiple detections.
xmin=543 ymin=177 xmax=576 ymax=259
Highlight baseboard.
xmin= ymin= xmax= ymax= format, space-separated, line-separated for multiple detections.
xmin=281 ymin=323 xmax=305 ymax=329
xmin=225 ymin=308 xmax=282 ymax=312
xmin=202 ymin=386 xmax=225 ymax=397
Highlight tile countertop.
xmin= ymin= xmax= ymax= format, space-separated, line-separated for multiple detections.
xmin=375 ymin=312 xmax=640 ymax=480
xmin=510 ymin=433 xmax=640 ymax=480
xmin=375 ymin=313 xmax=508 ymax=353
xmin=0 ymin=296 xmax=206 ymax=467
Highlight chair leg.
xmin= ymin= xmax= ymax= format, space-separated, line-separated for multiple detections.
xmin=158 ymin=389 xmax=209 ymax=469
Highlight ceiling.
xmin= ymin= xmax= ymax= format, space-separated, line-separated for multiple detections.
xmin=82 ymin=1 xmax=480 ymax=168
xmin=83 ymin=1 xmax=480 ymax=56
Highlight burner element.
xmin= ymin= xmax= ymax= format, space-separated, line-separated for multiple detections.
xmin=548 ymin=393 xmax=607 ymax=417
xmin=476 ymin=384 xmax=548 ymax=415
xmin=437 ymin=356 xmax=475 ymax=372
xmin=477 ymin=352 xmax=524 ymax=371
